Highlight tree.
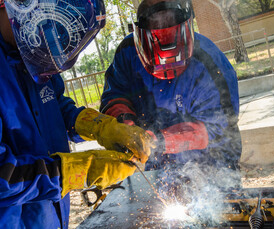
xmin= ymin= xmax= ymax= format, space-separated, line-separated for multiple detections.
xmin=237 ymin=0 xmax=274 ymax=18
xmin=66 ymin=66 xmax=77 ymax=79
xmin=80 ymin=53 xmax=103 ymax=73
xmin=96 ymin=19 xmax=119 ymax=66
xmin=237 ymin=0 xmax=260 ymax=18
xmin=258 ymin=0 xmax=274 ymax=12
xmin=117 ymin=5 xmax=127 ymax=37
xmin=75 ymin=0 xmax=140 ymax=76
xmin=94 ymin=37 xmax=105 ymax=70
xmin=208 ymin=0 xmax=249 ymax=63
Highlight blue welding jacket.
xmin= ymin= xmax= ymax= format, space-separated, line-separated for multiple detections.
xmin=101 ymin=32 xmax=242 ymax=171
xmin=0 ymin=33 xmax=84 ymax=228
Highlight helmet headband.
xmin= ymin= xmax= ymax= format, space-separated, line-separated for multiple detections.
xmin=138 ymin=1 xmax=192 ymax=29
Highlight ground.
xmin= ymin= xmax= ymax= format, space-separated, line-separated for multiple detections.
xmin=69 ymin=190 xmax=93 ymax=229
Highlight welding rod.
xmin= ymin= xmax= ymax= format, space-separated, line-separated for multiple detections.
xmin=132 ymin=162 xmax=168 ymax=208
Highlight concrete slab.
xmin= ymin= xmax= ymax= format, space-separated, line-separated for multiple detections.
xmin=240 ymin=126 xmax=274 ymax=166
xmin=238 ymin=90 xmax=274 ymax=185
xmin=238 ymin=74 xmax=274 ymax=98
xmin=239 ymin=89 xmax=274 ymax=130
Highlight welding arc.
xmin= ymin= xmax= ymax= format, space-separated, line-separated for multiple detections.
xmin=132 ymin=162 xmax=168 ymax=208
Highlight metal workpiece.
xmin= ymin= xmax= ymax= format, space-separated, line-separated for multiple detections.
xmin=78 ymin=169 xmax=274 ymax=229
xmin=78 ymin=170 xmax=166 ymax=229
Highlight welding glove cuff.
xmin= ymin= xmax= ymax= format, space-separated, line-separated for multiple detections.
xmin=51 ymin=150 xmax=136 ymax=198
xmin=162 ymin=121 xmax=208 ymax=154
xmin=101 ymin=98 xmax=137 ymax=126
xmin=75 ymin=108 xmax=155 ymax=163
xmin=148 ymin=121 xmax=209 ymax=154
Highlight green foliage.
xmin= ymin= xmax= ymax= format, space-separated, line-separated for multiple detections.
xmin=236 ymin=0 xmax=274 ymax=19
xmin=77 ymin=53 xmax=102 ymax=75
xmin=74 ymin=0 xmax=137 ymax=76
xmin=68 ymin=86 xmax=104 ymax=108
xmin=65 ymin=72 xmax=105 ymax=108
xmin=193 ymin=18 xmax=199 ymax=33
xmin=233 ymin=59 xmax=273 ymax=79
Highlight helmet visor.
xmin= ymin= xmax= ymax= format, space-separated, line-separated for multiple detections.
xmin=133 ymin=16 xmax=194 ymax=80
xmin=4 ymin=0 xmax=106 ymax=83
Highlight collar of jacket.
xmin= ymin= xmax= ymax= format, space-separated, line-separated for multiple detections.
xmin=0 ymin=33 xmax=22 ymax=65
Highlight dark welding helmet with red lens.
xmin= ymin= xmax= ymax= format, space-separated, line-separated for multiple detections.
xmin=133 ymin=0 xmax=194 ymax=80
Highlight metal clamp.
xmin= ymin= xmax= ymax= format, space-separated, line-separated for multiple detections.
xmin=80 ymin=182 xmax=125 ymax=208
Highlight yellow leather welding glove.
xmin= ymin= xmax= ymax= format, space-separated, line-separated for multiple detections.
xmin=52 ymin=150 xmax=136 ymax=198
xmin=75 ymin=108 xmax=155 ymax=163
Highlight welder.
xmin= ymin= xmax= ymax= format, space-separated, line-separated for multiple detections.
xmin=0 ymin=0 xmax=154 ymax=228
xmin=100 ymin=0 xmax=242 ymax=171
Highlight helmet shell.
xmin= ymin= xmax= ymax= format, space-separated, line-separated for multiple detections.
xmin=4 ymin=0 xmax=106 ymax=83
xmin=133 ymin=0 xmax=194 ymax=79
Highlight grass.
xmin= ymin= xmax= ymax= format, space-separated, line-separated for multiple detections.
xmin=68 ymin=87 xmax=103 ymax=108
xmin=225 ymin=41 xmax=274 ymax=80
xmin=232 ymin=60 xmax=273 ymax=80
xmin=65 ymin=78 xmax=104 ymax=109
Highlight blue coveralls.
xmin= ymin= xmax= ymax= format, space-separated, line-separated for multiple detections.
xmin=0 ymin=34 xmax=84 ymax=228
xmin=100 ymin=32 xmax=242 ymax=171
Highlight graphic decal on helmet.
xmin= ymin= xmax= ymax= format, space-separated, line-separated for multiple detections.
xmin=4 ymin=0 xmax=106 ymax=83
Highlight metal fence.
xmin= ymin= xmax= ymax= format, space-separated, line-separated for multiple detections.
xmin=215 ymin=28 xmax=274 ymax=78
xmin=64 ymin=70 xmax=105 ymax=108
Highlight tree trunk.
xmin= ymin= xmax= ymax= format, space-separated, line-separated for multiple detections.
xmin=220 ymin=3 xmax=249 ymax=63
xmin=72 ymin=66 xmax=77 ymax=78
xmin=117 ymin=5 xmax=127 ymax=37
xmin=83 ymin=54 xmax=90 ymax=74
xmin=94 ymin=37 xmax=105 ymax=70
xmin=131 ymin=0 xmax=140 ymax=13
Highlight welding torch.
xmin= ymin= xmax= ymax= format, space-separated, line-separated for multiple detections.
xmin=125 ymin=160 xmax=168 ymax=208
xmin=115 ymin=143 xmax=167 ymax=208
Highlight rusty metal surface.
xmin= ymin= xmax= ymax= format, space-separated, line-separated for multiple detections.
xmin=77 ymin=170 xmax=274 ymax=229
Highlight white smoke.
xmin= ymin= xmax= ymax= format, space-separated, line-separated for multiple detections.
xmin=156 ymin=161 xmax=242 ymax=228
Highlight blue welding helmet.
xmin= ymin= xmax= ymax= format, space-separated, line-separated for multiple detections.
xmin=4 ymin=0 xmax=106 ymax=83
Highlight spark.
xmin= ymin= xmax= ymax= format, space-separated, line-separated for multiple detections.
xmin=163 ymin=205 xmax=190 ymax=221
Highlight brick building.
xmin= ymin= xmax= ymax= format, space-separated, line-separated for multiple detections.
xmin=192 ymin=0 xmax=274 ymax=52
xmin=192 ymin=0 xmax=232 ymax=52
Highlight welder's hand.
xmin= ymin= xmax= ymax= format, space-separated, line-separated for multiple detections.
xmin=160 ymin=122 xmax=208 ymax=154
xmin=75 ymin=108 xmax=155 ymax=163
xmin=52 ymin=150 xmax=136 ymax=198
xmin=146 ymin=121 xmax=208 ymax=154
